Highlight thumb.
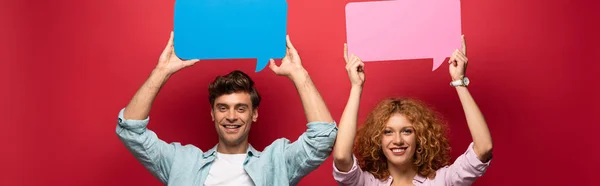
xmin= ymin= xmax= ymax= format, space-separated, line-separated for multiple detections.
xmin=161 ymin=31 xmax=174 ymax=58
xmin=268 ymin=58 xmax=278 ymax=72
xmin=183 ymin=59 xmax=200 ymax=67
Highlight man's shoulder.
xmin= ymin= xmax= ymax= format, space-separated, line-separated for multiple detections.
xmin=258 ymin=138 xmax=292 ymax=154
xmin=169 ymin=142 xmax=206 ymax=156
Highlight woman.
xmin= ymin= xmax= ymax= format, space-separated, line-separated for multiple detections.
xmin=333 ymin=36 xmax=493 ymax=186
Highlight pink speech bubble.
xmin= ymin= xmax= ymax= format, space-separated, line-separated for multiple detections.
xmin=345 ymin=0 xmax=462 ymax=71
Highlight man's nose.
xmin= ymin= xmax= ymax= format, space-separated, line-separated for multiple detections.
xmin=226 ymin=110 xmax=237 ymax=122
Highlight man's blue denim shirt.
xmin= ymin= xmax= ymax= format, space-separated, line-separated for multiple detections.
xmin=116 ymin=108 xmax=338 ymax=186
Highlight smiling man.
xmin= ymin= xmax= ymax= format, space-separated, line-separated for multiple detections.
xmin=115 ymin=32 xmax=338 ymax=186
xmin=208 ymin=71 xmax=260 ymax=156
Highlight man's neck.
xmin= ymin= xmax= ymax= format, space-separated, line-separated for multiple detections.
xmin=387 ymin=161 xmax=418 ymax=185
xmin=217 ymin=141 xmax=249 ymax=154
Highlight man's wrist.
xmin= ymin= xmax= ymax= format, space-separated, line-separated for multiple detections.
xmin=152 ymin=67 xmax=172 ymax=78
xmin=145 ymin=68 xmax=172 ymax=90
xmin=290 ymin=69 xmax=309 ymax=85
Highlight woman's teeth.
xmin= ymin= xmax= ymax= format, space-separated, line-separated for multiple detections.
xmin=392 ymin=148 xmax=406 ymax=153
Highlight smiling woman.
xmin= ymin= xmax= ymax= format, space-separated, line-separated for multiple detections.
xmin=354 ymin=98 xmax=452 ymax=180
xmin=332 ymin=38 xmax=493 ymax=186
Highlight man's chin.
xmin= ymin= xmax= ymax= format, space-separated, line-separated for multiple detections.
xmin=220 ymin=136 xmax=245 ymax=146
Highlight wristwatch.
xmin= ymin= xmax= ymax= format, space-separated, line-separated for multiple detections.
xmin=450 ymin=76 xmax=470 ymax=87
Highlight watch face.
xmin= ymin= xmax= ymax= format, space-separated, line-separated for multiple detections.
xmin=463 ymin=77 xmax=470 ymax=85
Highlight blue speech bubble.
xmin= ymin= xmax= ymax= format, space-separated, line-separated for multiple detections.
xmin=174 ymin=0 xmax=288 ymax=72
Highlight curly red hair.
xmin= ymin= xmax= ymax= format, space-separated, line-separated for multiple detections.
xmin=354 ymin=97 xmax=452 ymax=180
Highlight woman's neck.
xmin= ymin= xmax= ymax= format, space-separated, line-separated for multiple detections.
xmin=387 ymin=161 xmax=418 ymax=186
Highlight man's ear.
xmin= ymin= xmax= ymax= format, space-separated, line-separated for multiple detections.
xmin=252 ymin=108 xmax=258 ymax=122
xmin=210 ymin=108 xmax=215 ymax=121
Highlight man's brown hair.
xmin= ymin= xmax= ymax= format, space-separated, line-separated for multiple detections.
xmin=208 ymin=70 xmax=261 ymax=109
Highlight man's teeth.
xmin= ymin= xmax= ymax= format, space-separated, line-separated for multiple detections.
xmin=392 ymin=148 xmax=406 ymax=153
xmin=224 ymin=125 xmax=241 ymax=129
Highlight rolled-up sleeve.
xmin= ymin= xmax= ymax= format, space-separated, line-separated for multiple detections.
xmin=284 ymin=121 xmax=338 ymax=185
xmin=443 ymin=142 xmax=492 ymax=186
xmin=115 ymin=108 xmax=176 ymax=184
xmin=333 ymin=155 xmax=366 ymax=186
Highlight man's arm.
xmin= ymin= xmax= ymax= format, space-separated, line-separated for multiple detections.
xmin=289 ymin=71 xmax=334 ymax=123
xmin=268 ymin=35 xmax=334 ymax=123
xmin=123 ymin=69 xmax=170 ymax=120
xmin=268 ymin=35 xmax=337 ymax=184
xmin=116 ymin=109 xmax=176 ymax=184
xmin=123 ymin=31 xmax=199 ymax=120
xmin=116 ymin=31 xmax=199 ymax=184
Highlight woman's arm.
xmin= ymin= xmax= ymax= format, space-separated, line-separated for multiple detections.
xmin=333 ymin=44 xmax=366 ymax=171
xmin=448 ymin=35 xmax=493 ymax=162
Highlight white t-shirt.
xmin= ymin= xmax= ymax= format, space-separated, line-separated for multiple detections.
xmin=204 ymin=152 xmax=255 ymax=186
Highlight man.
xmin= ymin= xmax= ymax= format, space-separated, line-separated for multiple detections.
xmin=115 ymin=31 xmax=338 ymax=186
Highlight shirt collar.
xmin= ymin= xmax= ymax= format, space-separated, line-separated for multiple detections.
xmin=385 ymin=173 xmax=427 ymax=184
xmin=202 ymin=144 xmax=262 ymax=158
xmin=413 ymin=174 xmax=427 ymax=183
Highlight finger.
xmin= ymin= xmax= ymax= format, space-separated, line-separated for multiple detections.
xmin=268 ymin=58 xmax=278 ymax=72
xmin=355 ymin=56 xmax=364 ymax=72
xmin=449 ymin=52 xmax=456 ymax=65
xmin=350 ymin=56 xmax=362 ymax=70
xmin=456 ymin=53 xmax=466 ymax=67
xmin=461 ymin=35 xmax=467 ymax=56
xmin=350 ymin=60 xmax=360 ymax=71
xmin=357 ymin=61 xmax=365 ymax=72
xmin=346 ymin=55 xmax=356 ymax=70
xmin=454 ymin=49 xmax=468 ymax=62
xmin=348 ymin=54 xmax=360 ymax=63
xmin=452 ymin=52 xmax=462 ymax=67
xmin=344 ymin=43 xmax=348 ymax=63
xmin=454 ymin=51 xmax=463 ymax=66
xmin=350 ymin=60 xmax=363 ymax=74
xmin=286 ymin=35 xmax=296 ymax=51
xmin=345 ymin=54 xmax=355 ymax=69
xmin=457 ymin=49 xmax=464 ymax=57
xmin=347 ymin=59 xmax=360 ymax=77
xmin=456 ymin=51 xmax=468 ymax=64
xmin=285 ymin=35 xmax=301 ymax=61
xmin=161 ymin=31 xmax=174 ymax=58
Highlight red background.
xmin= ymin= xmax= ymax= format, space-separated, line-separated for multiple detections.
xmin=3 ymin=0 xmax=599 ymax=185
